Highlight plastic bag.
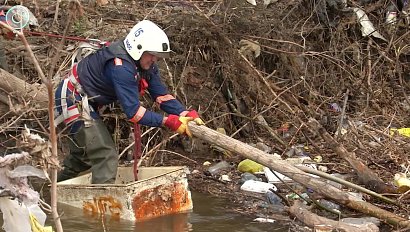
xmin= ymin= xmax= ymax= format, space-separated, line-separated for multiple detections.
xmin=0 ymin=198 xmax=31 ymax=232
xmin=237 ymin=159 xmax=264 ymax=173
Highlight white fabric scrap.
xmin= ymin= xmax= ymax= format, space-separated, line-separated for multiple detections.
xmin=352 ymin=8 xmax=387 ymax=41
xmin=0 ymin=152 xmax=30 ymax=167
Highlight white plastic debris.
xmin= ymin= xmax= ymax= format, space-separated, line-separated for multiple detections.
xmin=264 ymin=167 xmax=292 ymax=183
xmin=246 ymin=0 xmax=257 ymax=6
xmin=253 ymin=217 xmax=276 ymax=223
xmin=386 ymin=11 xmax=398 ymax=25
xmin=0 ymin=198 xmax=31 ymax=232
xmin=318 ymin=165 xmax=328 ymax=172
xmin=352 ymin=8 xmax=387 ymax=41
xmin=28 ymin=204 xmax=47 ymax=227
xmin=240 ymin=180 xmax=277 ymax=193
xmin=8 ymin=165 xmax=47 ymax=179
xmin=219 ymin=174 xmax=232 ymax=182
xmin=263 ymin=0 xmax=278 ymax=7
xmin=203 ymin=161 xmax=211 ymax=166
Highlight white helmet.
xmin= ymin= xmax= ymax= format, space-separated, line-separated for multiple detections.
xmin=123 ymin=20 xmax=171 ymax=61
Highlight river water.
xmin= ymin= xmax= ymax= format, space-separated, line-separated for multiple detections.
xmin=56 ymin=192 xmax=289 ymax=232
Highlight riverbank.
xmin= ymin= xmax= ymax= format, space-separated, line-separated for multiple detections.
xmin=1 ymin=0 xmax=409 ymax=231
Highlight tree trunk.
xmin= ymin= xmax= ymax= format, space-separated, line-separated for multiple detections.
xmin=0 ymin=68 xmax=48 ymax=111
xmin=188 ymin=122 xmax=410 ymax=228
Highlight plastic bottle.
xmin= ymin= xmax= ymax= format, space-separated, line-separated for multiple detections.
xmin=265 ymin=191 xmax=282 ymax=205
xmin=207 ymin=161 xmax=230 ymax=175
xmin=240 ymin=172 xmax=260 ymax=184
xmin=318 ymin=199 xmax=340 ymax=212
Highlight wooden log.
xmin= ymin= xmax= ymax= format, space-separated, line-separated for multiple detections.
xmin=0 ymin=68 xmax=48 ymax=109
xmin=188 ymin=122 xmax=410 ymax=228
xmin=288 ymin=200 xmax=379 ymax=232
xmin=307 ymin=118 xmax=397 ymax=194
xmin=0 ymin=102 xmax=8 ymax=115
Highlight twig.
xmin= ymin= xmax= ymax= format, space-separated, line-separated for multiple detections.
xmin=363 ymin=124 xmax=408 ymax=145
xmin=367 ymin=39 xmax=372 ymax=91
xmin=398 ymin=189 xmax=410 ymax=201
xmin=118 ymin=127 xmax=156 ymax=159
xmin=336 ymin=89 xmax=349 ymax=138
xmin=163 ymin=60 xmax=175 ymax=95
xmin=297 ymin=165 xmax=398 ymax=205
xmin=175 ymin=45 xmax=192 ymax=105
xmin=48 ymin=3 xmax=74 ymax=79
xmin=157 ymin=149 xmax=198 ymax=164
xmin=53 ymin=0 xmax=61 ymax=25
xmin=139 ymin=133 xmax=179 ymax=166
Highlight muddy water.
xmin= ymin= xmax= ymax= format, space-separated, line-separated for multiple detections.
xmin=57 ymin=192 xmax=289 ymax=232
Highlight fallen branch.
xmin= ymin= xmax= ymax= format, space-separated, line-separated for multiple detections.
xmin=0 ymin=68 xmax=48 ymax=109
xmin=288 ymin=200 xmax=379 ymax=232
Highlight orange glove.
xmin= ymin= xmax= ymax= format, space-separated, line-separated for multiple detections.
xmin=164 ymin=115 xmax=194 ymax=137
xmin=185 ymin=110 xmax=205 ymax=125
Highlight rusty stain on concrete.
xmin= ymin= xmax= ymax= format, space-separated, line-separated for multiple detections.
xmin=83 ymin=195 xmax=123 ymax=219
xmin=132 ymin=182 xmax=192 ymax=220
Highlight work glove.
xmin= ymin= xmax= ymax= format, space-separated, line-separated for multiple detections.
xmin=185 ymin=110 xmax=205 ymax=125
xmin=164 ymin=115 xmax=194 ymax=137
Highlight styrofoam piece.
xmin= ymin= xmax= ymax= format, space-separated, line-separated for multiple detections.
xmin=240 ymin=180 xmax=277 ymax=193
xmin=263 ymin=167 xmax=292 ymax=183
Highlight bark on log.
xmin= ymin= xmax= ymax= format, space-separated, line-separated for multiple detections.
xmin=307 ymin=118 xmax=397 ymax=194
xmin=288 ymin=200 xmax=379 ymax=232
xmin=0 ymin=68 xmax=48 ymax=110
xmin=188 ymin=122 xmax=410 ymax=228
xmin=0 ymin=102 xmax=8 ymax=115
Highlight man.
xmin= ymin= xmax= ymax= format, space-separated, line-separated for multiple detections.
xmin=55 ymin=20 xmax=204 ymax=184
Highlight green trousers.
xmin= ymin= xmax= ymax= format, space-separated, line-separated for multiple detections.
xmin=57 ymin=119 xmax=118 ymax=184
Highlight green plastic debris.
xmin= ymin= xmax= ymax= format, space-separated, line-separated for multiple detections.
xmin=237 ymin=159 xmax=264 ymax=173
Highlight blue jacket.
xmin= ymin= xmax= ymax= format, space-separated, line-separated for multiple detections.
xmin=76 ymin=40 xmax=186 ymax=127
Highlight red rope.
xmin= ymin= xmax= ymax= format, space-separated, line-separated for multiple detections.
xmin=133 ymin=123 xmax=142 ymax=181
xmin=24 ymin=30 xmax=98 ymax=43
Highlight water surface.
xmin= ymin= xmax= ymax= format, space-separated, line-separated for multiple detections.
xmin=57 ymin=192 xmax=289 ymax=232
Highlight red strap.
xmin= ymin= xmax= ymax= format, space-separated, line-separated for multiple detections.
xmin=0 ymin=10 xmax=5 ymax=16
xmin=139 ymin=78 xmax=148 ymax=96
xmin=133 ymin=123 xmax=142 ymax=181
